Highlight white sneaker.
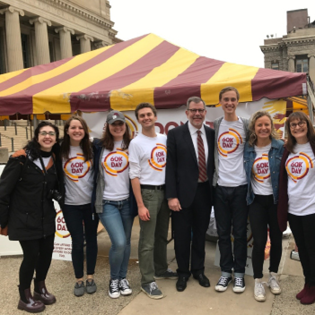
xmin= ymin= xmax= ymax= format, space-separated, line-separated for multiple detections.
xmin=119 ymin=278 xmax=132 ymax=296
xmin=215 ymin=276 xmax=232 ymax=292
xmin=268 ymin=273 xmax=281 ymax=295
xmin=109 ymin=279 xmax=120 ymax=299
xmin=254 ymin=279 xmax=266 ymax=302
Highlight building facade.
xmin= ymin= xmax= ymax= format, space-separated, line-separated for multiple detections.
xmin=260 ymin=9 xmax=315 ymax=82
xmin=0 ymin=0 xmax=120 ymax=73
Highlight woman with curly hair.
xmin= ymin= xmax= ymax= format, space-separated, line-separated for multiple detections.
xmin=0 ymin=121 xmax=62 ymax=313
xmin=244 ymin=110 xmax=284 ymax=302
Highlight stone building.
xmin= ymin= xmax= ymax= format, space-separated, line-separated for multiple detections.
xmin=0 ymin=0 xmax=120 ymax=74
xmin=260 ymin=9 xmax=315 ymax=82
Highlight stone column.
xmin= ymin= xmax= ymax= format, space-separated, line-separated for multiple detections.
xmin=94 ymin=40 xmax=109 ymax=49
xmin=287 ymin=55 xmax=296 ymax=72
xmin=30 ymin=17 xmax=52 ymax=65
xmin=0 ymin=6 xmax=24 ymax=72
xmin=55 ymin=26 xmax=75 ymax=59
xmin=76 ymin=35 xmax=94 ymax=53
xmin=308 ymin=54 xmax=315 ymax=83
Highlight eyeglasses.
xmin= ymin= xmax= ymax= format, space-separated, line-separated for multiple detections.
xmin=187 ymin=109 xmax=205 ymax=113
xmin=289 ymin=121 xmax=306 ymax=129
xmin=39 ymin=131 xmax=56 ymax=136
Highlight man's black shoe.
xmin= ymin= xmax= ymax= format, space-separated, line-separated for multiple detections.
xmin=193 ymin=274 xmax=210 ymax=287
xmin=176 ymin=276 xmax=188 ymax=292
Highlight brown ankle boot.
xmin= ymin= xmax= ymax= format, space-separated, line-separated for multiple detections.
xmin=33 ymin=280 xmax=56 ymax=305
xmin=18 ymin=288 xmax=45 ymax=313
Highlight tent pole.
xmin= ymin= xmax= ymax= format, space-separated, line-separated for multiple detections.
xmin=33 ymin=114 xmax=38 ymax=130
xmin=307 ymin=77 xmax=315 ymax=124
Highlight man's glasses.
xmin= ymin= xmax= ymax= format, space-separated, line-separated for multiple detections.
xmin=187 ymin=109 xmax=205 ymax=113
xmin=289 ymin=121 xmax=306 ymax=129
xmin=39 ymin=131 xmax=56 ymax=136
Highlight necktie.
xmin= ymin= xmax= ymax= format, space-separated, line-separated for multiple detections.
xmin=197 ymin=130 xmax=207 ymax=182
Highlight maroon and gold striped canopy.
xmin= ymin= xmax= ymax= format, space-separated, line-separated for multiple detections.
xmin=0 ymin=33 xmax=307 ymax=115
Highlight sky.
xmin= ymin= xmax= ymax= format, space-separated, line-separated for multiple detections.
xmin=111 ymin=1 xmax=315 ymax=68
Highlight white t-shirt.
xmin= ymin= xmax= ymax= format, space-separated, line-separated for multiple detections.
xmin=251 ymin=144 xmax=273 ymax=195
xmin=129 ymin=133 xmax=167 ymax=185
xmin=217 ymin=118 xmax=247 ymax=186
xmin=62 ymin=146 xmax=93 ymax=205
xmin=102 ymin=141 xmax=130 ymax=201
xmin=286 ymin=142 xmax=315 ymax=216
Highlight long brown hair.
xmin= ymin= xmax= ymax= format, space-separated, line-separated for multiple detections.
xmin=248 ymin=111 xmax=278 ymax=146
xmin=100 ymin=122 xmax=131 ymax=151
xmin=60 ymin=116 xmax=93 ymax=161
xmin=285 ymin=112 xmax=315 ymax=153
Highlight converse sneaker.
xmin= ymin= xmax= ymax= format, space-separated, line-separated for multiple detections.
xmin=233 ymin=277 xmax=246 ymax=293
xmin=268 ymin=273 xmax=281 ymax=295
xmin=215 ymin=276 xmax=232 ymax=292
xmin=119 ymin=278 xmax=132 ymax=296
xmin=154 ymin=268 xmax=178 ymax=280
xmin=141 ymin=282 xmax=163 ymax=299
xmin=254 ymin=279 xmax=266 ymax=302
xmin=109 ymin=279 xmax=120 ymax=299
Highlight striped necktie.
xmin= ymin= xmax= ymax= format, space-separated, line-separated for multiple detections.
xmin=197 ymin=130 xmax=207 ymax=182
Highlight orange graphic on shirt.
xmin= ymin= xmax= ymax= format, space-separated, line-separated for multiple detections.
xmin=218 ymin=128 xmax=243 ymax=157
xmin=148 ymin=143 xmax=166 ymax=171
xmin=103 ymin=149 xmax=129 ymax=177
xmin=252 ymin=154 xmax=270 ymax=183
xmin=285 ymin=152 xmax=313 ymax=183
xmin=64 ymin=153 xmax=92 ymax=182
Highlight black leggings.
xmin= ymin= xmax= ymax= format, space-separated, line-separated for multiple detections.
xmin=288 ymin=213 xmax=315 ymax=286
xmin=19 ymin=234 xmax=55 ymax=290
xmin=249 ymin=195 xmax=282 ymax=279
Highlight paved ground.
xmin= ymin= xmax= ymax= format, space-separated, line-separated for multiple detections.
xmin=1 ymin=219 xmax=314 ymax=315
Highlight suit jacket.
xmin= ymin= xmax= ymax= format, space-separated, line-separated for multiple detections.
xmin=165 ymin=122 xmax=215 ymax=208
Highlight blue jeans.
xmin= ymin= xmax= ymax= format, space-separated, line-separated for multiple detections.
xmin=98 ymin=199 xmax=133 ymax=280
xmin=62 ymin=204 xmax=99 ymax=279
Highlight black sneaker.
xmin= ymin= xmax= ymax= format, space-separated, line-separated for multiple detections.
xmin=119 ymin=278 xmax=132 ymax=296
xmin=109 ymin=279 xmax=120 ymax=299
xmin=154 ymin=268 xmax=178 ymax=280
xmin=141 ymin=282 xmax=163 ymax=299
xmin=233 ymin=277 xmax=245 ymax=293
xmin=215 ymin=276 xmax=232 ymax=292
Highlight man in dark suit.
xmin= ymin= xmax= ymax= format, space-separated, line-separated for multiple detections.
xmin=165 ymin=96 xmax=215 ymax=292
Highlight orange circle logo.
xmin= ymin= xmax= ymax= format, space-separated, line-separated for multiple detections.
xmin=148 ymin=143 xmax=166 ymax=171
xmin=218 ymin=128 xmax=243 ymax=157
xmin=64 ymin=154 xmax=92 ymax=182
xmin=55 ymin=210 xmax=70 ymax=238
xmin=252 ymin=154 xmax=270 ymax=183
xmin=103 ymin=150 xmax=129 ymax=177
xmin=286 ymin=153 xmax=313 ymax=183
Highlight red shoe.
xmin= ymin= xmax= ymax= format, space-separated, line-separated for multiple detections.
xmin=300 ymin=285 xmax=315 ymax=305
xmin=33 ymin=281 xmax=56 ymax=305
xmin=17 ymin=288 xmax=45 ymax=313
xmin=296 ymin=283 xmax=309 ymax=300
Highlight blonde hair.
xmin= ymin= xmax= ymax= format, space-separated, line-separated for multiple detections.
xmin=248 ymin=111 xmax=278 ymax=146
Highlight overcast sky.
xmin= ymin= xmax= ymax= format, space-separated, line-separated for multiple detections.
xmin=111 ymin=1 xmax=315 ymax=68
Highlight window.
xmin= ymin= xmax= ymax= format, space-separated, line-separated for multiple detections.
xmin=271 ymin=62 xmax=279 ymax=70
xmin=296 ymin=55 xmax=308 ymax=73
xmin=21 ymin=34 xmax=30 ymax=68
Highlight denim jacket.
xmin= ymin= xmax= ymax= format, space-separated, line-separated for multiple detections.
xmin=244 ymin=138 xmax=284 ymax=205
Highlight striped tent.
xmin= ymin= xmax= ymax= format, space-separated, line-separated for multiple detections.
xmin=0 ymin=33 xmax=308 ymax=116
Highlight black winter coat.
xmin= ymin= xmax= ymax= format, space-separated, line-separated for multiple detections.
xmin=0 ymin=149 xmax=61 ymax=241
